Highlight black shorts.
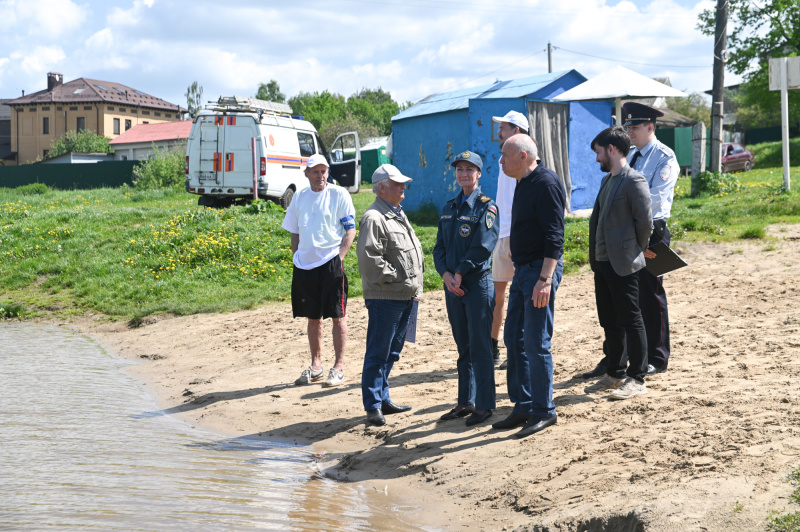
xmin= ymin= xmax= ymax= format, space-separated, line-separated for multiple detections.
xmin=291 ymin=255 xmax=348 ymax=319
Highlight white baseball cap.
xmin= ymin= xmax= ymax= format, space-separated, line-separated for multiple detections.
xmin=491 ymin=110 xmax=529 ymax=132
xmin=304 ymin=153 xmax=329 ymax=168
xmin=372 ymin=164 xmax=412 ymax=184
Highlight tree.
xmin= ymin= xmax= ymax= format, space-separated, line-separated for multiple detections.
xmin=185 ymin=81 xmax=203 ymax=118
xmin=45 ymin=130 xmax=112 ymax=159
xmin=255 ymin=80 xmax=285 ymax=103
xmin=697 ymin=0 xmax=800 ymax=128
xmin=288 ymin=90 xmax=347 ymax=130
xmin=665 ymin=92 xmax=712 ymax=128
xmin=346 ymin=87 xmax=399 ymax=136
xmin=319 ymin=113 xmax=380 ymax=151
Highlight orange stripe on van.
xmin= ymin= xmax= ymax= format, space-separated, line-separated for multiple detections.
xmin=214 ymin=116 xmax=223 ymax=126
xmin=225 ymin=153 xmax=234 ymax=172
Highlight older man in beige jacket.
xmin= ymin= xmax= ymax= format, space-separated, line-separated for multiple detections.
xmin=356 ymin=164 xmax=424 ymax=426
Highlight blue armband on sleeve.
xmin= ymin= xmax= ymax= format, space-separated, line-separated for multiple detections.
xmin=341 ymin=214 xmax=355 ymax=230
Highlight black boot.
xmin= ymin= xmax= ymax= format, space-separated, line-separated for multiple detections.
xmin=492 ymin=338 xmax=500 ymax=364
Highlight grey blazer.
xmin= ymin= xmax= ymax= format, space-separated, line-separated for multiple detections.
xmin=589 ymin=165 xmax=653 ymax=277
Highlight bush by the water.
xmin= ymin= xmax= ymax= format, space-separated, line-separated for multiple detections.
xmin=133 ymin=146 xmax=186 ymax=190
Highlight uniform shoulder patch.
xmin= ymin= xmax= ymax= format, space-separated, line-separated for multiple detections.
xmin=486 ymin=211 xmax=496 ymax=229
xmin=659 ymin=165 xmax=671 ymax=181
xmin=479 ymin=194 xmax=491 ymax=203
xmin=488 ymin=205 xmax=498 ymax=215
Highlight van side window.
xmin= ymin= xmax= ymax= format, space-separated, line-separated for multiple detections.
xmin=297 ymin=132 xmax=316 ymax=157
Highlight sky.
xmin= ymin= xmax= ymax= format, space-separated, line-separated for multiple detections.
xmin=0 ymin=0 xmax=742 ymax=110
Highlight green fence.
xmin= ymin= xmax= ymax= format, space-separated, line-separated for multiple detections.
xmin=656 ymin=127 xmax=693 ymax=167
xmin=746 ymin=125 xmax=800 ymax=145
xmin=0 ymin=161 xmax=140 ymax=189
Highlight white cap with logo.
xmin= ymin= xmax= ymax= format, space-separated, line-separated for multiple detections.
xmin=372 ymin=164 xmax=412 ymax=184
xmin=304 ymin=153 xmax=329 ymax=169
xmin=491 ymin=110 xmax=529 ymax=132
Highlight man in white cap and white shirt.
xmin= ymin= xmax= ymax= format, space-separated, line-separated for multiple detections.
xmin=282 ymin=153 xmax=357 ymax=387
xmin=356 ymin=164 xmax=424 ymax=426
xmin=490 ymin=110 xmax=531 ymax=369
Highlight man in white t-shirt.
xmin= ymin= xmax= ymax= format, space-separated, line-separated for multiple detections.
xmin=490 ymin=110 xmax=530 ymax=370
xmin=281 ymin=154 xmax=357 ymax=387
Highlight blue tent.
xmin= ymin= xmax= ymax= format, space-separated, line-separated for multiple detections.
xmin=391 ymin=70 xmax=611 ymax=212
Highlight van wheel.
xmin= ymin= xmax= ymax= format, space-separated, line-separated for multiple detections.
xmin=280 ymin=187 xmax=295 ymax=209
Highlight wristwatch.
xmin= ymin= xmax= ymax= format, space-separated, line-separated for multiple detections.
xmin=539 ymin=276 xmax=552 ymax=285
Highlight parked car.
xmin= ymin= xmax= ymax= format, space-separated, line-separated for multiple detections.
xmin=721 ymin=142 xmax=754 ymax=173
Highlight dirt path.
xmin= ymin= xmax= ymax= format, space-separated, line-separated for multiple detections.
xmin=81 ymin=226 xmax=800 ymax=531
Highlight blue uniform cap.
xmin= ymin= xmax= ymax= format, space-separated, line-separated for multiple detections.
xmin=622 ymin=102 xmax=664 ymax=126
xmin=451 ymin=150 xmax=483 ymax=171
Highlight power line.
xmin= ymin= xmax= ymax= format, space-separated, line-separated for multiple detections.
xmin=554 ymin=46 xmax=710 ymax=69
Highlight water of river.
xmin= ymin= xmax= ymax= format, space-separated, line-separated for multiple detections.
xmin=0 ymin=322 xmax=432 ymax=531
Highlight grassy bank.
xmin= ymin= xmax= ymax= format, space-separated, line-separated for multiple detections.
xmin=1 ymin=159 xmax=798 ymax=321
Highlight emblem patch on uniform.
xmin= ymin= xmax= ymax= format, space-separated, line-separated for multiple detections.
xmin=461 ymin=151 xmax=471 ymax=158
xmin=488 ymin=205 xmax=497 ymax=214
xmin=660 ymin=165 xmax=671 ymax=181
xmin=486 ymin=212 xmax=495 ymax=229
xmin=459 ymin=224 xmax=471 ymax=237
xmin=480 ymin=195 xmax=490 ymax=203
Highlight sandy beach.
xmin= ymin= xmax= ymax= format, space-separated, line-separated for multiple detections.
xmin=78 ymin=224 xmax=800 ymax=531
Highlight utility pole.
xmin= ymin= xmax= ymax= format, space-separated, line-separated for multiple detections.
xmin=548 ymin=42 xmax=553 ymax=73
xmin=710 ymin=0 xmax=727 ymax=173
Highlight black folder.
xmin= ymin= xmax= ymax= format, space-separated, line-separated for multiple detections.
xmin=645 ymin=242 xmax=687 ymax=277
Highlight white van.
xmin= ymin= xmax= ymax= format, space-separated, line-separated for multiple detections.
xmin=185 ymin=96 xmax=361 ymax=207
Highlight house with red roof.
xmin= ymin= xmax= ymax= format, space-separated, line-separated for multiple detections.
xmin=6 ymin=72 xmax=184 ymax=165
xmin=108 ymin=120 xmax=192 ymax=161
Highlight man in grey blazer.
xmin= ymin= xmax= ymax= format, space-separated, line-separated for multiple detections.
xmin=585 ymin=126 xmax=653 ymax=400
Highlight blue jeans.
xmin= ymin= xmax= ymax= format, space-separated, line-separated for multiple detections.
xmin=443 ymin=273 xmax=496 ymax=411
xmin=503 ymin=259 xmax=563 ymax=419
xmin=361 ymin=299 xmax=414 ymax=412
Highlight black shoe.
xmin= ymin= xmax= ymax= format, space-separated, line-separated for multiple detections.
xmin=367 ymin=409 xmax=386 ymax=426
xmin=491 ymin=412 xmax=530 ymax=430
xmin=439 ymin=405 xmax=474 ymax=421
xmin=492 ymin=339 xmax=501 ymax=363
xmin=382 ymin=401 xmax=412 ymax=415
xmin=646 ymin=364 xmax=667 ymax=376
xmin=578 ymin=361 xmax=608 ymax=379
xmin=513 ymin=414 xmax=557 ymax=439
xmin=465 ymin=410 xmax=492 ymax=427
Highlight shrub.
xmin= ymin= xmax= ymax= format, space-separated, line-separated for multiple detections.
xmin=15 ymin=183 xmax=50 ymax=195
xmin=692 ymin=171 xmax=743 ymax=197
xmin=133 ymin=145 xmax=186 ymax=190
xmin=0 ymin=301 xmax=23 ymax=319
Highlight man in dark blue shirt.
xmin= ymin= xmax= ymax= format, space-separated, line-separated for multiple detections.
xmin=492 ymin=134 xmax=565 ymax=439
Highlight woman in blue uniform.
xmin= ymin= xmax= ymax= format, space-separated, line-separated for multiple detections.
xmin=433 ymin=151 xmax=500 ymax=427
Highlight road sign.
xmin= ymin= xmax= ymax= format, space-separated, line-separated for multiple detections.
xmin=769 ymin=57 xmax=800 ymax=91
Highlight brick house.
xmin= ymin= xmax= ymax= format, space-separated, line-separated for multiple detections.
xmin=6 ymin=72 xmax=184 ymax=165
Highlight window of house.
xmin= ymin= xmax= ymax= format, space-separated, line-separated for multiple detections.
xmin=297 ymin=132 xmax=316 ymax=157
xmin=130 ymin=109 xmax=137 ymax=114
xmin=125 ymin=119 xmax=132 ymax=131
xmin=73 ymin=88 xmax=85 ymax=95
xmin=77 ymin=117 xmax=85 ymax=131
xmin=165 ymin=113 xmax=171 ymax=118
xmin=95 ymin=84 xmax=108 ymax=91
xmin=84 ymin=106 xmax=92 ymax=110
xmin=57 ymin=106 xmax=62 ymax=111
xmin=113 ymin=118 xmax=120 ymax=135
xmin=29 ymin=107 xmax=36 ymax=111
xmin=70 ymin=106 xmax=78 ymax=111
xmin=119 ymin=108 xmax=126 ymax=113
xmin=107 ymin=106 xmax=114 ymax=111
xmin=155 ymin=112 xmax=161 ymax=117
xmin=42 ymin=106 xmax=50 ymax=111
xmin=142 ymin=111 xmax=150 ymax=115
xmin=120 ymin=155 xmax=128 ymax=160
xmin=43 ymin=149 xmax=49 ymax=158
xmin=43 ymin=117 xmax=49 ymax=134
xmin=142 ymin=121 xmax=149 ymax=124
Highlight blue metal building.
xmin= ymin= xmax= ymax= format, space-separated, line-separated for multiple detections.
xmin=391 ymin=70 xmax=612 ymax=211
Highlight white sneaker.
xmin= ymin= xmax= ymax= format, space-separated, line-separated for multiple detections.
xmin=294 ymin=366 xmax=324 ymax=385
xmin=609 ymin=378 xmax=647 ymax=400
xmin=323 ymin=368 xmax=345 ymax=387
xmin=584 ymin=374 xmax=624 ymax=394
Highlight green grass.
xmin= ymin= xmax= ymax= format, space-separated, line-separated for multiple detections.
xmin=768 ymin=465 xmax=800 ymax=531
xmin=1 ymin=154 xmax=799 ymax=321
xmin=750 ymin=137 xmax=800 ymax=169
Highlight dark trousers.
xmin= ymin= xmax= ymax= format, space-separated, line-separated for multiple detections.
xmin=594 ymin=260 xmax=648 ymax=383
xmin=639 ymin=225 xmax=671 ymax=369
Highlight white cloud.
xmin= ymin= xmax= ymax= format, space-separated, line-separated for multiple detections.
xmin=8 ymin=0 xmax=86 ymax=39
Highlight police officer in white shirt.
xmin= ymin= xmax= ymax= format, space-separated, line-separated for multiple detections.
xmin=490 ymin=110 xmax=530 ymax=370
